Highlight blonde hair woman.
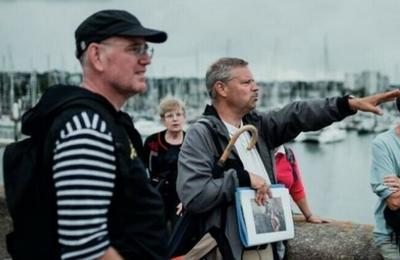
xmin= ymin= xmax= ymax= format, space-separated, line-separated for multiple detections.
xmin=143 ymin=96 xmax=186 ymax=233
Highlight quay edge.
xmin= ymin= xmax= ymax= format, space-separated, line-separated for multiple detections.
xmin=0 ymin=188 xmax=382 ymax=259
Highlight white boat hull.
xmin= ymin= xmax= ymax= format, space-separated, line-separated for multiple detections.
xmin=297 ymin=126 xmax=347 ymax=143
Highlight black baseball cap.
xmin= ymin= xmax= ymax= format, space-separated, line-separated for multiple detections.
xmin=75 ymin=9 xmax=167 ymax=58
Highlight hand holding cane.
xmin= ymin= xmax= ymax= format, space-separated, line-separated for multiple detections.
xmin=216 ymin=125 xmax=258 ymax=166
xmin=215 ymin=125 xmax=269 ymax=205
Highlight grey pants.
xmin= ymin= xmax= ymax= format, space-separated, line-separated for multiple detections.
xmin=378 ymin=239 xmax=400 ymax=260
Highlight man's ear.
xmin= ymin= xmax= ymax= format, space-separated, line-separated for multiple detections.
xmin=87 ymin=43 xmax=105 ymax=71
xmin=214 ymin=81 xmax=228 ymax=97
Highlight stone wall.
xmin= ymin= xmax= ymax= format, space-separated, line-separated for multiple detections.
xmin=0 ymin=189 xmax=383 ymax=259
xmin=287 ymin=215 xmax=382 ymax=259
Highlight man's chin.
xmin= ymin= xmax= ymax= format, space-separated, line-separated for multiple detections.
xmin=249 ymin=103 xmax=257 ymax=110
xmin=135 ymin=83 xmax=148 ymax=94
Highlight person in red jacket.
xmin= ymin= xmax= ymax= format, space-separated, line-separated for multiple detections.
xmin=275 ymin=145 xmax=330 ymax=224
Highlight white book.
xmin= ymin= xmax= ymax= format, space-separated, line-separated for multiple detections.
xmin=235 ymin=185 xmax=294 ymax=247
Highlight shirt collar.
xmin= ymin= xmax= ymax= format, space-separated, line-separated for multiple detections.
xmin=222 ymin=120 xmax=243 ymax=135
xmin=274 ymin=145 xmax=286 ymax=155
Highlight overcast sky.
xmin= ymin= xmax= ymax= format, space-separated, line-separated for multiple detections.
xmin=1 ymin=0 xmax=400 ymax=82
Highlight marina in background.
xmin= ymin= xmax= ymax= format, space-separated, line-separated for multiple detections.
xmin=0 ymin=68 xmax=398 ymax=145
xmin=0 ymin=69 xmax=399 ymax=225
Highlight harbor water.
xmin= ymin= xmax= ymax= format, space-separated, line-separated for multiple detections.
xmin=0 ymin=130 xmax=379 ymax=225
xmin=289 ymin=130 xmax=376 ymax=225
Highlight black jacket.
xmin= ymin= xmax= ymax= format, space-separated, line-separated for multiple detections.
xmin=22 ymin=85 xmax=168 ymax=259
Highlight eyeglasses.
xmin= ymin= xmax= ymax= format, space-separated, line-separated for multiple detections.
xmin=100 ymin=42 xmax=154 ymax=59
xmin=130 ymin=43 xmax=154 ymax=58
xmin=163 ymin=111 xmax=184 ymax=119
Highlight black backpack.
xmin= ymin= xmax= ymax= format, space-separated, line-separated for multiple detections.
xmin=3 ymin=130 xmax=58 ymax=259
xmin=3 ymin=98 xmax=121 ymax=259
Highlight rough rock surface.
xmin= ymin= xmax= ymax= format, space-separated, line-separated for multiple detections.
xmin=287 ymin=215 xmax=382 ymax=259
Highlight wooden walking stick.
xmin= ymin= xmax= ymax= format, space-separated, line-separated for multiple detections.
xmin=217 ymin=125 xmax=258 ymax=167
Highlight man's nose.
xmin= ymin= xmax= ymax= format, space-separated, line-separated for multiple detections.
xmin=253 ymin=83 xmax=259 ymax=91
xmin=139 ymin=55 xmax=151 ymax=65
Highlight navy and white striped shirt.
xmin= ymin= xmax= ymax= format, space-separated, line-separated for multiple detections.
xmin=52 ymin=110 xmax=116 ymax=259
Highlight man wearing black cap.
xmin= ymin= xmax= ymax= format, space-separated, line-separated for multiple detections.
xmin=75 ymin=9 xmax=167 ymax=102
xmin=9 ymin=9 xmax=168 ymax=260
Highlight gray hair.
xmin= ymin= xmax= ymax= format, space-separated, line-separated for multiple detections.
xmin=159 ymin=96 xmax=186 ymax=117
xmin=205 ymin=57 xmax=248 ymax=100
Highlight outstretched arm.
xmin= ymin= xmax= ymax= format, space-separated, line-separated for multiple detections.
xmin=348 ymin=89 xmax=400 ymax=115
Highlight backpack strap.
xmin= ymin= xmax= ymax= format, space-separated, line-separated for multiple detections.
xmin=197 ymin=119 xmax=224 ymax=156
xmin=283 ymin=145 xmax=298 ymax=181
xmin=196 ymin=118 xmax=236 ymax=258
